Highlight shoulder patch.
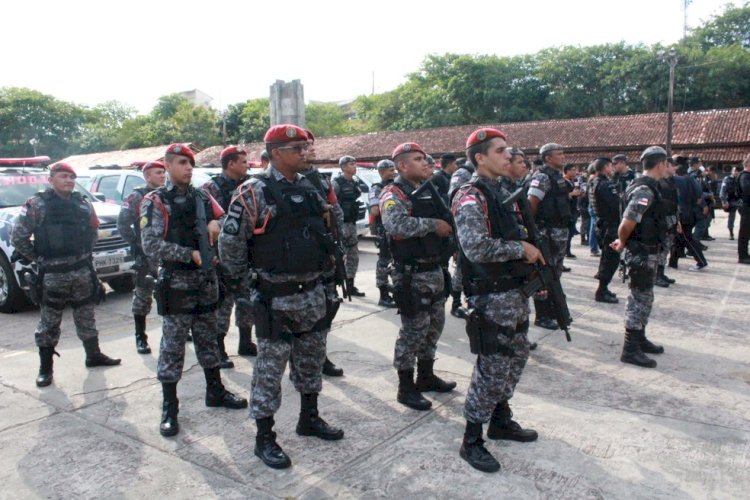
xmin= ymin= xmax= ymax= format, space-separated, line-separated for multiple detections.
xmin=637 ymin=197 xmax=650 ymax=206
xmin=530 ymin=179 xmax=540 ymax=187
xmin=459 ymin=194 xmax=478 ymax=207
xmin=383 ymin=199 xmax=397 ymax=210
xmin=139 ymin=215 xmax=149 ymax=229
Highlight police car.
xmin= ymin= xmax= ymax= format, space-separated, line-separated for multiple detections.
xmin=318 ymin=166 xmax=375 ymax=236
xmin=0 ymin=158 xmax=136 ymax=313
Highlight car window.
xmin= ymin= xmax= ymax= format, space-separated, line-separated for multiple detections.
xmin=97 ymin=175 xmax=121 ymax=203
xmin=0 ymin=174 xmax=94 ymax=208
xmin=123 ymin=174 xmax=145 ymax=198
xmin=77 ymin=176 xmax=92 ymax=189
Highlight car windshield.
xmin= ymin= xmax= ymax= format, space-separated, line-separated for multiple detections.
xmin=0 ymin=173 xmax=95 ymax=208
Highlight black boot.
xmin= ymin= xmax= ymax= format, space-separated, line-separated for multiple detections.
xmin=459 ymin=421 xmax=500 ymax=473
xmin=204 ymin=367 xmax=247 ymax=409
xmin=217 ymin=336 xmax=234 ymax=369
xmin=237 ymin=326 xmax=257 ymax=356
xmin=487 ymin=400 xmax=538 ymax=442
xmin=36 ymin=347 xmax=59 ymax=387
xmin=729 ymin=229 xmax=734 ymax=240
xmin=415 ymin=358 xmax=456 ymax=393
xmin=160 ymin=382 xmax=179 ymax=437
xmin=255 ymin=417 xmax=291 ymax=469
xmin=378 ymin=286 xmax=397 ymax=308
xmin=83 ymin=338 xmax=121 ymax=367
xmin=659 ymin=265 xmax=676 ymax=284
xmin=450 ymin=291 xmax=468 ymax=319
xmin=620 ymin=329 xmax=657 ymax=368
xmin=533 ymin=299 xmax=558 ymax=330
xmin=655 ymin=266 xmax=670 ymax=288
xmin=322 ymin=357 xmax=344 ymax=377
xmin=640 ymin=330 xmax=665 ymax=354
xmin=134 ymin=315 xmax=151 ymax=354
xmin=347 ymin=278 xmax=365 ymax=297
xmin=595 ymin=283 xmax=619 ymax=303
xmin=397 ymin=369 xmax=432 ymax=411
xmin=296 ymin=393 xmax=344 ymax=440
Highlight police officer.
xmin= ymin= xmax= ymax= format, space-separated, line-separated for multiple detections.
xmin=12 ymin=162 xmax=120 ymax=387
xmin=140 ymin=144 xmax=247 ymax=438
xmin=301 ymin=129 xmax=345 ymax=376
xmin=448 ymin=158 xmax=475 ymax=319
xmin=738 ymin=155 xmax=750 ymax=264
xmin=369 ymin=159 xmax=398 ymax=307
xmin=452 ymin=129 xmax=543 ymax=473
xmin=656 ymin=159 xmax=679 ymax=286
xmin=117 ymin=161 xmax=166 ymax=354
xmin=219 ymin=125 xmax=343 ymax=470
xmin=720 ymin=165 xmax=742 ymax=240
xmin=611 ymin=146 xmax=669 ymax=369
xmin=334 ymin=155 xmax=366 ymax=297
xmin=259 ymin=149 xmax=270 ymax=169
xmin=589 ymin=157 xmax=621 ymax=303
xmin=202 ymin=145 xmax=255 ymax=368
xmin=431 ymin=154 xmax=457 ymax=203
xmin=526 ymin=143 xmax=570 ymax=330
xmin=612 ymin=154 xmax=635 ymax=193
xmin=380 ymin=142 xmax=456 ymax=412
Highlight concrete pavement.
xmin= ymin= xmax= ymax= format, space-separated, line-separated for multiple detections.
xmin=0 ymin=212 xmax=748 ymax=499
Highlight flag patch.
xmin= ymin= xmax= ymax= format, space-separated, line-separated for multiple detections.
xmin=637 ymin=197 xmax=649 ymax=206
xmin=460 ymin=195 xmax=478 ymax=207
xmin=530 ymin=179 xmax=540 ymax=187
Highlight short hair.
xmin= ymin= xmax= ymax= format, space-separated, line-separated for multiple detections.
xmin=676 ymin=164 xmax=689 ymax=175
xmin=593 ymin=157 xmax=612 ymax=173
xmin=563 ymin=163 xmax=577 ymax=174
xmin=533 ymin=158 xmax=543 ymax=167
xmin=523 ymin=159 xmax=532 ymax=170
xmin=643 ymin=154 xmax=667 ymax=170
xmin=221 ymin=152 xmax=243 ymax=169
xmin=507 ymin=147 xmax=526 ymax=161
xmin=467 ymin=141 xmax=494 ymax=167
xmin=708 ymin=165 xmax=718 ymax=173
xmin=440 ymin=154 xmax=457 ymax=168
xmin=673 ymin=155 xmax=689 ymax=167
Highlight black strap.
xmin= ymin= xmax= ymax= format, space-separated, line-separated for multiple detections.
xmin=256 ymin=278 xmax=320 ymax=297
xmin=464 ymin=277 xmax=525 ymax=296
xmin=394 ymin=260 xmax=441 ymax=273
xmin=41 ymin=259 xmax=89 ymax=273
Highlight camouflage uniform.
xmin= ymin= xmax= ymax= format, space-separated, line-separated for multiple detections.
xmin=453 ymin=178 xmax=532 ymax=423
xmin=12 ymin=189 xmax=101 ymax=348
xmin=380 ymin=178 xmax=448 ymax=371
xmin=369 ymin=179 xmax=393 ymax=288
xmin=218 ymin=165 xmax=331 ymax=420
xmin=202 ymin=173 xmax=253 ymax=354
xmin=448 ymin=164 xmax=475 ymax=297
xmin=622 ymin=185 xmax=660 ymax=331
xmin=333 ymin=176 xmax=361 ymax=279
xmin=526 ymin=165 xmax=569 ymax=323
xmin=140 ymin=184 xmax=222 ymax=383
xmin=117 ymin=187 xmax=157 ymax=316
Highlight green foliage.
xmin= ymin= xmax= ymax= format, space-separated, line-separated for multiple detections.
xmin=688 ymin=2 xmax=750 ymax=51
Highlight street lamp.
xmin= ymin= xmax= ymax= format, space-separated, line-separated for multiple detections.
xmin=657 ymin=48 xmax=678 ymax=155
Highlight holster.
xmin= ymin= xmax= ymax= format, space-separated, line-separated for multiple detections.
xmin=441 ymin=266 xmax=452 ymax=299
xmin=155 ymin=271 xmax=170 ymax=316
xmin=393 ymin=266 xmax=418 ymax=318
xmin=25 ymin=269 xmax=43 ymax=306
xmin=465 ymin=308 xmax=514 ymax=356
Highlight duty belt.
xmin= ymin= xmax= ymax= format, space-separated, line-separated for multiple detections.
xmin=256 ymin=278 xmax=320 ymax=297
xmin=394 ymin=260 xmax=441 ymax=274
xmin=41 ymin=258 xmax=90 ymax=273
xmin=465 ymin=277 xmax=526 ymax=296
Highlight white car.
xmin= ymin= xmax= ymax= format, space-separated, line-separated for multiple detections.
xmin=317 ymin=167 xmax=375 ymax=236
xmin=0 ymin=165 xmax=136 ymax=313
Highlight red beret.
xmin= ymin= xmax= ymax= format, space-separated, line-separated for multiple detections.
xmin=165 ymin=143 xmax=195 ymax=166
xmin=465 ymin=128 xmax=507 ymax=149
xmin=142 ymin=160 xmax=165 ymax=173
xmin=220 ymin=146 xmax=247 ymax=160
xmin=305 ymin=129 xmax=315 ymax=143
xmin=49 ymin=162 xmax=76 ymax=176
xmin=263 ymin=124 xmax=308 ymax=144
xmin=392 ymin=142 xmax=426 ymax=159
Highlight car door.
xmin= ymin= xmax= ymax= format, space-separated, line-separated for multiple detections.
xmin=96 ymin=175 xmax=122 ymax=204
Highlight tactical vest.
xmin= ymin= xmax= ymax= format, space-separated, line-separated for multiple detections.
xmin=33 ymin=191 xmax=93 ymax=259
xmin=334 ymin=176 xmax=361 ymax=223
xmin=459 ymin=178 xmax=534 ymax=286
xmin=535 ymin=166 xmax=571 ymax=228
xmin=658 ymin=177 xmax=679 ymax=216
xmin=131 ymin=186 xmax=151 ymax=249
xmin=389 ymin=180 xmax=453 ymax=263
xmin=251 ymin=173 xmax=328 ymax=274
xmin=593 ymin=175 xmax=620 ymax=224
xmin=302 ymin=169 xmax=328 ymax=199
xmin=210 ymin=174 xmax=240 ymax=211
xmin=369 ymin=179 xmax=393 ymax=226
xmin=625 ymin=176 xmax=666 ymax=246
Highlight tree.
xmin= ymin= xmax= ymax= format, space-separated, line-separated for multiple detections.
xmin=239 ymin=98 xmax=270 ymax=142
xmin=688 ymin=2 xmax=750 ymax=51
xmin=76 ymin=101 xmax=137 ymax=153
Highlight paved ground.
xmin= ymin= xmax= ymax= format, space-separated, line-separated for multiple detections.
xmin=1 ymin=212 xmax=748 ymax=499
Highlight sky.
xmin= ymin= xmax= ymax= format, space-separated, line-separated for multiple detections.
xmin=2 ymin=0 xmax=741 ymax=114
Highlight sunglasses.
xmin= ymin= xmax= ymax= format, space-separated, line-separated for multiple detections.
xmin=278 ymin=144 xmax=309 ymax=154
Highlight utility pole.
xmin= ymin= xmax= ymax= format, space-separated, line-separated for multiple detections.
xmin=682 ymin=0 xmax=692 ymax=44
xmin=657 ymin=48 xmax=679 ymax=155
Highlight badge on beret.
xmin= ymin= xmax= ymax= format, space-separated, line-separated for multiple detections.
xmin=403 ymin=144 xmax=411 ymax=152
xmin=286 ymin=127 xmax=297 ymax=138
xmin=477 ymin=131 xmax=487 ymax=141
xmin=173 ymin=145 xmax=182 ymax=153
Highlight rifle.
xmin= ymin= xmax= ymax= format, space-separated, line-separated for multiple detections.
xmin=506 ymin=188 xmax=573 ymax=342
xmin=194 ymin=192 xmax=215 ymax=272
xmin=326 ymin=212 xmax=351 ymax=301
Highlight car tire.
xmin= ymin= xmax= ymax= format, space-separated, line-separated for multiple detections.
xmin=107 ymin=274 xmax=136 ymax=294
xmin=0 ymin=254 xmax=31 ymax=314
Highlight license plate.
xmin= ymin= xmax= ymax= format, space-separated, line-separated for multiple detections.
xmin=95 ymin=254 xmax=124 ymax=269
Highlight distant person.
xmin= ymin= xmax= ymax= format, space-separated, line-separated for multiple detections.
xmin=334 ymin=156 xmax=366 ymax=297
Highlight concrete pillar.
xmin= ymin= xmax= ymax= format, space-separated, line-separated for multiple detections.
xmin=269 ymin=79 xmax=305 ymax=127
